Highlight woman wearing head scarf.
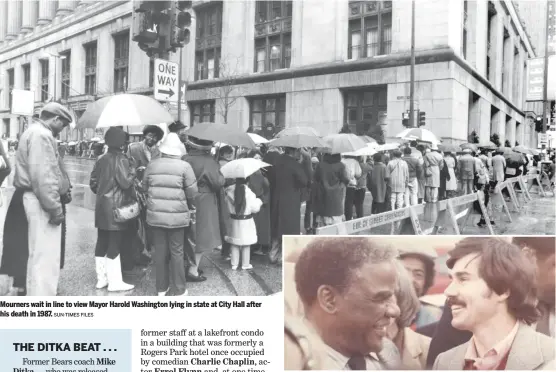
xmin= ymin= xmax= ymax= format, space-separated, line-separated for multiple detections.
xmin=89 ymin=127 xmax=136 ymax=292
xmin=142 ymin=134 xmax=197 ymax=296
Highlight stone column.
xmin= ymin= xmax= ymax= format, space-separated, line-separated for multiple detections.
xmin=96 ymin=30 xmax=114 ymax=94
xmin=0 ymin=2 xmax=7 ymax=43
xmin=70 ymin=44 xmax=85 ymax=95
xmin=30 ymin=57 xmax=41 ymax=103
xmin=505 ymin=117 xmax=516 ymax=145
xmin=21 ymin=0 xmax=39 ymax=33
xmin=5 ymin=1 xmax=22 ymax=40
xmin=56 ymin=1 xmax=77 ymax=16
xmin=37 ymin=0 xmax=57 ymax=25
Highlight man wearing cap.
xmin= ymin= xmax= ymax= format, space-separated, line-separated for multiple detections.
xmin=457 ymin=149 xmax=476 ymax=195
xmin=6 ymin=102 xmax=72 ymax=295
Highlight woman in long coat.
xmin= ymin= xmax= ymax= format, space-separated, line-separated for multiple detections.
xmin=368 ymin=152 xmax=388 ymax=214
xmin=183 ymin=136 xmax=225 ymax=280
xmin=269 ymin=147 xmax=310 ymax=264
xmin=246 ymin=150 xmax=271 ymax=254
xmin=423 ymin=149 xmax=444 ymax=202
xmin=90 ymin=127 xmax=136 ymax=292
xmin=312 ymin=153 xmax=350 ymax=226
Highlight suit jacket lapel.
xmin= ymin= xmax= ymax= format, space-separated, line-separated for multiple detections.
xmin=446 ymin=343 xmax=468 ymax=370
xmin=506 ymin=323 xmax=544 ymax=370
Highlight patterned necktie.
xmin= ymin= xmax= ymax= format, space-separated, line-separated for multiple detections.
xmin=348 ymin=355 xmax=367 ymax=370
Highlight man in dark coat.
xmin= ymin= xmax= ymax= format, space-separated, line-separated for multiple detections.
xmin=268 ymin=147 xmax=311 ymax=264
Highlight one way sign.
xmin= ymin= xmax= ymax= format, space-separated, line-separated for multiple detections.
xmin=154 ymin=58 xmax=179 ymax=103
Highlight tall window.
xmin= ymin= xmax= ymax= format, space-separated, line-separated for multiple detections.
xmin=344 ymin=87 xmax=387 ymax=135
xmin=40 ymin=60 xmax=49 ymax=102
xmin=7 ymin=69 xmax=14 ymax=110
xmin=190 ymin=101 xmax=215 ymax=126
xmin=348 ymin=1 xmax=392 ymax=59
xmin=195 ymin=2 xmax=223 ymax=81
xmin=512 ymin=47 xmax=519 ymax=103
xmin=501 ymin=28 xmax=509 ymax=95
xmin=254 ymin=1 xmax=292 ymax=72
xmin=61 ymin=51 xmax=71 ymax=99
xmin=113 ymin=32 xmax=129 ymax=92
xmin=250 ymin=95 xmax=286 ymax=138
xmin=23 ymin=64 xmax=31 ymax=91
xmin=486 ymin=2 xmax=496 ymax=81
xmin=462 ymin=0 xmax=468 ymax=59
xmin=85 ymin=42 xmax=97 ymax=95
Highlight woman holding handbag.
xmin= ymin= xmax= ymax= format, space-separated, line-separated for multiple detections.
xmin=89 ymin=127 xmax=136 ymax=292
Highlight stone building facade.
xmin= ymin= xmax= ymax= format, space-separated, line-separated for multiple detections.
xmin=0 ymin=0 xmax=548 ymax=147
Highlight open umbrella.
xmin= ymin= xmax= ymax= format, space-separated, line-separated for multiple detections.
xmin=90 ymin=137 xmax=101 ymax=142
xmin=77 ymin=94 xmax=173 ymax=129
xmin=358 ymin=135 xmax=378 ymax=144
xmin=395 ymin=128 xmax=440 ymax=144
xmin=376 ymin=143 xmax=400 ymax=152
xmin=497 ymin=147 xmax=514 ymax=155
xmin=322 ymin=133 xmax=366 ymax=154
xmin=275 ymin=126 xmax=320 ymax=138
xmin=513 ymin=145 xmax=535 ymax=155
xmin=270 ymin=134 xmax=328 ymax=149
xmin=247 ymin=132 xmax=269 ymax=145
xmin=460 ymin=143 xmax=478 ymax=152
xmin=186 ymin=122 xmax=256 ymax=148
xmin=478 ymin=141 xmax=497 ymax=149
xmin=343 ymin=143 xmax=377 ymax=157
xmin=438 ymin=143 xmax=460 ymax=153
xmin=220 ymin=158 xmax=271 ymax=179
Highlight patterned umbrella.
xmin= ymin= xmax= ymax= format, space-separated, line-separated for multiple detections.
xmin=77 ymin=94 xmax=174 ymax=129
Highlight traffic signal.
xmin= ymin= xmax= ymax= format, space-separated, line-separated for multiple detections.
xmin=418 ymin=111 xmax=426 ymax=127
xmin=132 ymin=1 xmax=170 ymax=55
xmin=169 ymin=1 xmax=193 ymax=49
xmin=402 ymin=112 xmax=409 ymax=127
xmin=535 ymin=115 xmax=543 ymax=132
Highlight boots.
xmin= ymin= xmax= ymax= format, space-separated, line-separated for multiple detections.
xmin=241 ymin=246 xmax=252 ymax=270
xmin=106 ymin=255 xmax=134 ymax=292
xmin=94 ymin=257 xmax=108 ymax=289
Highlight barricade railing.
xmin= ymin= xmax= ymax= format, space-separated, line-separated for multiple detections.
xmin=315 ymin=191 xmax=492 ymax=236
xmin=315 ymin=204 xmax=425 ymax=235
xmin=428 ymin=191 xmax=493 ymax=235
xmin=492 ymin=178 xmax=520 ymax=215
xmin=522 ymin=172 xmax=553 ymax=197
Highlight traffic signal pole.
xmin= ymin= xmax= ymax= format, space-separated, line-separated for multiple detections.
xmin=177 ymin=46 xmax=183 ymax=122
xmin=542 ymin=0 xmax=550 ymax=137
xmin=409 ymin=0 xmax=416 ymax=128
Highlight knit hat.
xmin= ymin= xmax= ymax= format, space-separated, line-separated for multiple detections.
xmin=105 ymin=127 xmax=126 ymax=149
xmin=159 ymin=132 xmax=185 ymax=157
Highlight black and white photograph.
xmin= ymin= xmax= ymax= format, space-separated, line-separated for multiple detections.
xmin=284 ymin=235 xmax=555 ymax=370
xmin=0 ymin=0 xmax=554 ymax=296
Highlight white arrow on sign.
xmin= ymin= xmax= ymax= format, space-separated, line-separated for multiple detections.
xmin=154 ymin=58 xmax=179 ymax=103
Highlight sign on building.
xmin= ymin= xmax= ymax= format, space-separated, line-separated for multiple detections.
xmin=538 ymin=132 xmax=548 ymax=146
xmin=526 ymin=58 xmax=544 ymax=102
xmin=154 ymin=58 xmax=179 ymax=103
xmin=11 ymin=89 xmax=34 ymax=116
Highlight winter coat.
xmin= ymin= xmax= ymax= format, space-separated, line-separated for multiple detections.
xmin=142 ymin=155 xmax=198 ymax=229
xmin=90 ymin=149 xmax=136 ymax=231
xmin=357 ymin=162 xmax=372 ymax=189
xmin=223 ymin=184 xmax=263 ymax=246
xmin=127 ymin=141 xmax=161 ymax=169
xmin=424 ymin=151 xmax=444 ymax=188
xmin=13 ymin=119 xmax=63 ymax=217
xmin=248 ymin=171 xmax=271 ymax=245
xmin=368 ymin=161 xmax=387 ymax=203
xmin=342 ymin=158 xmax=362 ymax=187
xmin=313 ymin=154 xmax=350 ymax=217
xmin=492 ymin=155 xmax=506 ymax=182
xmin=456 ymin=154 xmax=476 ymax=180
xmin=182 ymin=149 xmax=225 ymax=251
xmin=269 ymin=153 xmax=310 ymax=238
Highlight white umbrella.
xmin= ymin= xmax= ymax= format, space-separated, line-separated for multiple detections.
xmin=220 ymin=158 xmax=271 ymax=179
xmin=376 ymin=143 xmax=400 ymax=152
xmin=396 ymin=128 xmax=440 ymax=144
xmin=90 ymin=137 xmax=101 ymax=142
xmin=247 ymin=132 xmax=269 ymax=144
xmin=342 ymin=143 xmax=377 ymax=157
xmin=68 ymin=141 xmax=77 ymax=146
xmin=322 ymin=134 xmax=366 ymax=154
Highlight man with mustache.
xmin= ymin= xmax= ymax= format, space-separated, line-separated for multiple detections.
xmin=426 ymin=237 xmax=556 ymax=368
xmin=432 ymin=237 xmax=554 ymax=370
xmin=294 ymin=237 xmax=402 ymax=370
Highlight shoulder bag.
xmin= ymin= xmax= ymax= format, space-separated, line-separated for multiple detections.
xmin=113 ymin=156 xmax=140 ymax=223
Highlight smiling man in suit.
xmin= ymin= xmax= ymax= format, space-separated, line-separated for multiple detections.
xmin=433 ymin=237 xmax=554 ymax=370
xmin=294 ymin=237 xmax=402 ymax=370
